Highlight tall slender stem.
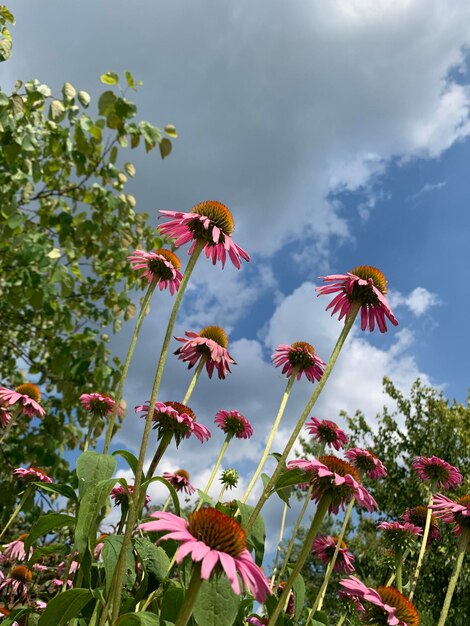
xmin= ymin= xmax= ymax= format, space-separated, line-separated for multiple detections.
xmin=146 ymin=433 xmax=173 ymax=481
xmin=102 ymin=242 xmax=204 ymax=626
xmin=0 ymin=486 xmax=31 ymax=540
xmin=409 ymin=492 xmax=434 ymax=600
xmin=336 ymin=615 xmax=346 ymax=626
xmin=268 ymin=496 xmax=332 ymax=626
xmin=271 ymin=502 xmax=289 ymax=585
xmin=175 ymin=564 xmax=204 ymax=626
xmin=182 ymin=357 xmax=206 ymax=405
xmin=307 ymin=497 xmax=355 ymax=623
xmin=240 ymin=372 xmax=297 ymax=504
xmin=246 ymin=305 xmax=360 ymax=534
xmin=437 ymin=531 xmax=470 ymax=626
xmin=103 ymin=280 xmax=156 ymax=454
xmin=276 ymin=485 xmax=314 ymax=588
xmin=196 ymin=434 xmax=232 ymax=511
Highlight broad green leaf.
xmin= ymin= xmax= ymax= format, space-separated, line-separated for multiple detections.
xmin=98 ymin=90 xmax=116 ymax=116
xmin=159 ymin=138 xmax=172 ymax=159
xmin=193 ymin=576 xmax=240 ymax=626
xmin=164 ymin=124 xmax=178 ymax=138
xmin=292 ymin=571 xmax=306 ymax=620
xmin=134 ymin=537 xmax=170 ymax=582
xmin=113 ymin=449 xmax=139 ymax=475
xmin=102 ymin=535 xmax=136 ymax=594
xmin=310 ymin=611 xmax=329 ymax=625
xmin=76 ymin=450 xmax=116 ymax=498
xmin=160 ymin=582 xmax=184 ymax=623
xmin=0 ymin=91 xmax=9 ymax=106
xmin=144 ymin=477 xmax=181 ymax=516
xmin=24 ymin=513 xmax=75 ymax=553
xmin=38 ymin=588 xmax=93 ymax=625
xmin=62 ymin=82 xmax=76 ymax=101
xmin=124 ymin=162 xmax=136 ymax=177
xmin=101 ymin=71 xmax=119 ymax=85
xmin=125 ymin=70 xmax=136 ymax=89
xmin=33 ymin=481 xmax=77 ymax=502
xmin=78 ymin=90 xmax=91 ymax=107
xmin=74 ymin=477 xmax=117 ymax=556
xmin=115 ymin=613 xmax=160 ymax=625
xmin=236 ymin=502 xmax=265 ymax=565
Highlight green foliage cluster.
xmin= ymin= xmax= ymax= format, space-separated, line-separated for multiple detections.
xmin=297 ymin=378 xmax=470 ymax=626
xmin=0 ymin=62 xmax=176 ymax=514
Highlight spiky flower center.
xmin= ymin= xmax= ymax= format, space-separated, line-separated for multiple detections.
xmin=187 ymin=508 xmax=246 ymax=557
xmin=199 ymin=325 xmax=229 ymax=348
xmin=405 ymin=506 xmax=439 ymax=532
xmin=18 ymin=533 xmax=29 ymax=542
xmin=153 ymin=402 xmax=197 ymax=444
xmin=324 ymin=536 xmax=347 ymax=558
xmin=455 ymin=495 xmax=470 ymax=530
xmin=222 ymin=414 xmax=246 ymax=435
xmin=288 ymin=341 xmax=316 ymax=369
xmin=314 ymin=456 xmax=361 ymax=506
xmin=148 ymin=249 xmax=181 ymax=280
xmin=319 ymin=456 xmax=360 ymax=483
xmin=88 ymin=395 xmax=113 ymax=415
xmin=191 ymin=200 xmax=234 ymax=237
xmin=365 ymin=587 xmax=420 ymax=626
xmin=165 ymin=402 xmax=196 ymax=421
xmin=348 ymin=265 xmax=388 ymax=308
xmin=354 ymin=450 xmax=378 ymax=473
xmin=221 ymin=468 xmax=239 ymax=488
xmin=176 ymin=469 xmax=190 ymax=480
xmin=317 ymin=423 xmax=340 ymax=443
xmin=15 ymin=383 xmax=41 ymax=402
xmin=422 ymin=461 xmax=451 ymax=484
xmin=11 ymin=565 xmax=33 ymax=583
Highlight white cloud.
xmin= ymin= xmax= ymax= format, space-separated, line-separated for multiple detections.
xmin=407 ymin=181 xmax=447 ymax=203
xmin=389 ymin=286 xmax=440 ymax=317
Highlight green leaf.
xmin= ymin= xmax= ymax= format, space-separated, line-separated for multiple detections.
xmin=38 ymin=588 xmax=93 ymax=625
xmin=160 ymin=582 xmax=184 ymax=623
xmin=76 ymin=450 xmax=116 ymax=498
xmin=236 ymin=502 xmax=266 ymax=565
xmin=115 ymin=614 xmax=161 ymax=626
xmin=292 ymin=571 xmax=306 ymax=620
xmin=24 ymin=513 xmax=75 ymax=553
xmin=98 ymin=90 xmax=116 ymax=116
xmin=193 ymin=575 xmax=240 ymax=626
xmin=139 ymin=121 xmax=161 ymax=151
xmin=310 ymin=611 xmax=329 ymax=625
xmin=101 ymin=71 xmax=119 ymax=85
xmin=102 ymin=535 xmax=136 ymax=594
xmin=124 ymin=162 xmax=136 ymax=177
xmin=144 ymin=477 xmax=181 ymax=516
xmin=134 ymin=537 xmax=170 ymax=582
xmin=33 ymin=481 xmax=77 ymax=502
xmin=164 ymin=124 xmax=178 ymax=138
xmin=159 ymin=138 xmax=172 ymax=159
xmin=74 ymin=477 xmax=117 ymax=557
xmin=78 ymin=90 xmax=91 ymax=107
xmin=0 ymin=91 xmax=9 ymax=106
xmin=125 ymin=71 xmax=136 ymax=89
xmin=62 ymin=82 xmax=76 ymax=101
xmin=113 ymin=449 xmax=139 ymax=475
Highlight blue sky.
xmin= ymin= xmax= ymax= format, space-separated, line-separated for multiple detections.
xmin=5 ymin=0 xmax=470 ymax=541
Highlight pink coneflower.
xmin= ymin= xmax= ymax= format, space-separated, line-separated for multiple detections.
xmin=431 ymin=493 xmax=470 ymax=537
xmin=136 ymin=401 xmax=210 ymax=445
xmin=344 ymin=448 xmax=387 ymax=480
xmin=246 ymin=616 xmax=268 ymax=626
xmin=305 ymin=417 xmax=348 ymax=451
xmin=412 ymin=456 xmax=462 ymax=491
xmin=128 ymin=248 xmax=183 ymax=294
xmin=2 ymin=534 xmax=31 ymax=561
xmin=288 ymin=456 xmax=377 ymax=514
xmin=14 ymin=467 xmax=53 ymax=484
xmin=340 ymin=576 xmax=420 ymax=625
xmin=159 ymin=201 xmax=250 ymax=269
xmin=272 ymin=342 xmax=325 ymax=383
xmin=402 ymin=506 xmax=440 ymax=543
xmin=174 ymin=326 xmax=236 ymax=379
xmin=110 ymin=484 xmax=151 ymax=507
xmin=163 ymin=469 xmax=196 ymax=495
xmin=0 ymin=565 xmax=32 ymax=601
xmin=378 ymin=521 xmax=422 ymax=552
xmin=316 ymin=266 xmax=398 ymax=333
xmin=0 ymin=407 xmax=11 ymax=428
xmin=214 ymin=410 xmax=253 ymax=439
xmin=0 ymin=383 xmax=45 ymax=418
xmin=139 ymin=508 xmax=270 ymax=602
xmin=79 ymin=393 xmax=123 ymax=418
xmin=312 ymin=535 xmax=355 ymax=573
xmin=93 ymin=534 xmax=109 ymax=559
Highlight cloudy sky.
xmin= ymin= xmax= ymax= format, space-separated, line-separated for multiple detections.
xmin=5 ymin=1 xmax=470 ymax=546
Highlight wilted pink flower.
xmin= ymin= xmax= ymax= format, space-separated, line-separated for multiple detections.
xmin=0 ymin=406 xmax=11 ymax=428
xmin=339 ymin=576 xmax=419 ymax=625
xmin=139 ymin=509 xmax=270 ymax=602
xmin=214 ymin=410 xmax=253 ymax=439
xmin=128 ymin=248 xmax=183 ymax=294
xmin=412 ymin=456 xmax=462 ymax=491
xmin=79 ymin=393 xmax=123 ymax=418
xmin=0 ymin=383 xmax=45 ymax=419
xmin=110 ymin=484 xmax=151 ymax=507
xmin=136 ymin=401 xmax=211 ymax=445
xmin=3 ymin=534 xmax=31 ymax=561
xmin=272 ymin=342 xmax=325 ymax=383
xmin=0 ymin=565 xmax=32 ymax=601
xmin=378 ymin=521 xmax=422 ymax=552
xmin=288 ymin=456 xmax=377 ymax=514
xmin=159 ymin=201 xmax=250 ymax=269
xmin=163 ymin=469 xmax=196 ymax=495
xmin=312 ymin=535 xmax=355 ymax=573
xmin=174 ymin=326 xmax=236 ymax=379
xmin=344 ymin=448 xmax=387 ymax=480
xmin=316 ymin=266 xmax=398 ymax=333
xmin=14 ymin=467 xmax=53 ymax=484
xmin=402 ymin=506 xmax=440 ymax=544
xmin=431 ymin=493 xmax=470 ymax=537
xmin=305 ymin=417 xmax=348 ymax=451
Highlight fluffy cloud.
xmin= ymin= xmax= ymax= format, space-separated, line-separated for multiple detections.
xmin=389 ymin=286 xmax=440 ymax=317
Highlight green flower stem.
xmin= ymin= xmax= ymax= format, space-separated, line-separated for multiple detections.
xmin=196 ymin=434 xmax=232 ymax=511
xmin=267 ymin=495 xmax=332 ymax=626
xmin=116 ymin=504 xmax=129 ymax=535
xmin=409 ymin=492 xmax=434 ymax=601
xmin=103 ymin=279 xmax=157 ymax=454
xmin=175 ymin=563 xmax=204 ymax=626
xmin=0 ymin=486 xmax=32 ymax=540
xmin=395 ymin=548 xmax=403 ymax=593
xmin=240 ymin=371 xmax=297 ymax=504
xmin=307 ymin=497 xmax=355 ymax=623
xmin=217 ymin=484 xmax=227 ymax=503
xmin=275 ymin=484 xmax=314 ymax=589
xmin=271 ymin=502 xmax=289 ymax=585
xmin=161 ymin=494 xmax=172 ymax=512
xmin=82 ymin=421 xmax=95 ymax=452
xmin=336 ymin=615 xmax=347 ymax=626
xmin=246 ymin=304 xmax=360 ymax=534
xmin=182 ymin=357 xmax=206 ymax=406
xmin=146 ymin=432 xmax=173 ymax=481
xmin=385 ymin=548 xmax=410 ymax=587
xmin=103 ymin=242 xmax=204 ymax=626
xmin=437 ymin=530 xmax=470 ymax=626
